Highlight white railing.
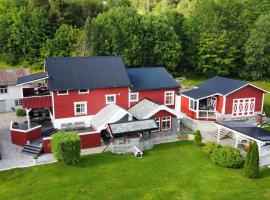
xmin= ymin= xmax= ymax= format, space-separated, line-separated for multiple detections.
xmin=198 ymin=110 xmax=217 ymax=120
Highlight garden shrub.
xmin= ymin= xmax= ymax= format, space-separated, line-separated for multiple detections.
xmin=264 ymin=103 xmax=270 ymax=117
xmin=210 ymin=145 xmax=244 ymax=168
xmin=16 ymin=109 xmax=26 ymax=117
xmin=51 ymin=131 xmax=81 ymax=165
xmin=244 ymin=142 xmax=259 ymax=178
xmin=202 ymin=142 xmax=221 ymax=157
xmin=193 ymin=130 xmax=202 ymax=146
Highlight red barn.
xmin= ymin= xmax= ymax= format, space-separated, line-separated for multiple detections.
xmin=179 ymin=76 xmax=268 ymax=121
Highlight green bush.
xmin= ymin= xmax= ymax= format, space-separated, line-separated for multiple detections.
xmin=264 ymin=103 xmax=270 ymax=117
xmin=16 ymin=109 xmax=26 ymax=117
xmin=202 ymin=142 xmax=221 ymax=157
xmin=243 ymin=142 xmax=259 ymax=178
xmin=51 ymin=131 xmax=81 ymax=165
xmin=193 ymin=130 xmax=202 ymax=146
xmin=210 ymin=145 xmax=244 ymax=168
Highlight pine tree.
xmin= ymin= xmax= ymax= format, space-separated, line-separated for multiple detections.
xmin=243 ymin=142 xmax=259 ymax=178
xmin=194 ymin=130 xmax=202 ymax=146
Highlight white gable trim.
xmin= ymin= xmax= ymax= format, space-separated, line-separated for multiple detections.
xmin=16 ymin=77 xmax=48 ymax=86
xmin=224 ymin=83 xmax=269 ymax=97
xmin=142 ymin=105 xmax=183 ymax=119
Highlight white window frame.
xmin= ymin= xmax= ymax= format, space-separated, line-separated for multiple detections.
xmin=78 ymin=89 xmax=89 ymax=94
xmin=74 ymin=101 xmax=87 ymax=116
xmin=162 ymin=116 xmax=171 ymax=131
xmin=129 ymin=92 xmax=139 ymax=102
xmin=164 ymin=91 xmax=175 ymax=106
xmin=189 ymin=98 xmax=197 ymax=111
xmin=0 ymin=86 xmax=7 ymax=94
xmin=105 ymin=94 xmax=116 ymax=104
xmin=15 ymin=99 xmax=22 ymax=106
xmin=232 ymin=97 xmax=256 ymax=117
xmin=57 ymin=90 xmax=69 ymax=96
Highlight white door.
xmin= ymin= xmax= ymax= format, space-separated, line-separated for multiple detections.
xmin=232 ymin=98 xmax=255 ymax=117
xmin=0 ymin=100 xmax=6 ymax=113
xmin=207 ymin=97 xmax=217 ymax=110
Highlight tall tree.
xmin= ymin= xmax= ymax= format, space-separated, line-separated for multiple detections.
xmin=244 ymin=13 xmax=270 ymax=80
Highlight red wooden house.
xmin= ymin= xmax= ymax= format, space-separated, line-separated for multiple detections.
xmin=179 ymin=76 xmax=268 ymax=121
xmin=13 ymin=56 xmax=181 ymax=153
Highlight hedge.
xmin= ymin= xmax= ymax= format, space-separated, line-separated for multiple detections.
xmin=16 ymin=109 xmax=26 ymax=117
xmin=51 ymin=131 xmax=81 ymax=165
xmin=203 ymin=142 xmax=244 ymax=168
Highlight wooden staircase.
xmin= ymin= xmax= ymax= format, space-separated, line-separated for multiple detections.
xmin=21 ymin=143 xmax=43 ymax=156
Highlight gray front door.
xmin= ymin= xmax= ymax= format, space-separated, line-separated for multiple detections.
xmin=0 ymin=100 xmax=6 ymax=113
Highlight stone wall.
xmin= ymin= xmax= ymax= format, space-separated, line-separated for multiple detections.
xmin=111 ymin=139 xmax=153 ymax=154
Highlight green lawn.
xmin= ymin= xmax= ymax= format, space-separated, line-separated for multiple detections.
xmin=1 ymin=141 xmax=270 ymax=200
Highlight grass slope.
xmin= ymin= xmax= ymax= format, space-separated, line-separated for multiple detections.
xmin=0 ymin=141 xmax=270 ymax=200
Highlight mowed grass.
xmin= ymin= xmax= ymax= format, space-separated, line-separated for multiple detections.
xmin=0 ymin=141 xmax=270 ymax=200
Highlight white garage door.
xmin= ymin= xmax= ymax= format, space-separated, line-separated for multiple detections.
xmin=232 ymin=98 xmax=255 ymax=117
xmin=0 ymin=100 xmax=6 ymax=113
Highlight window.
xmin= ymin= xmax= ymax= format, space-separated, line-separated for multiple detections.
xmin=165 ymin=91 xmax=174 ymax=105
xmin=129 ymin=93 xmax=139 ymax=102
xmin=79 ymin=89 xmax=89 ymax=94
xmin=0 ymin=86 xmax=7 ymax=94
xmin=74 ymin=102 xmax=87 ymax=116
xmin=189 ymin=99 xmax=197 ymax=110
xmin=162 ymin=117 xmax=171 ymax=130
xmin=15 ymin=99 xmax=22 ymax=106
xmin=57 ymin=90 xmax=68 ymax=95
xmin=106 ymin=94 xmax=116 ymax=104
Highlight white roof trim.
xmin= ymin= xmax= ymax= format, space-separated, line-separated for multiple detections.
xmin=224 ymin=83 xmax=269 ymax=97
xmin=143 ymin=105 xmax=184 ymax=119
xmin=16 ymin=77 xmax=48 ymax=86
xmin=180 ymin=93 xmax=221 ymax=101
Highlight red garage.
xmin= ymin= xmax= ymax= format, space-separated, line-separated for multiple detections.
xmin=180 ymin=76 xmax=268 ymax=121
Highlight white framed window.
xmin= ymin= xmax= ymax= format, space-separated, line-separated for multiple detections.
xmin=57 ymin=90 xmax=68 ymax=95
xmin=15 ymin=99 xmax=22 ymax=106
xmin=162 ymin=116 xmax=171 ymax=130
xmin=164 ymin=91 xmax=175 ymax=105
xmin=78 ymin=89 xmax=89 ymax=94
xmin=129 ymin=93 xmax=139 ymax=102
xmin=74 ymin=102 xmax=87 ymax=116
xmin=0 ymin=86 xmax=7 ymax=94
xmin=106 ymin=94 xmax=116 ymax=104
xmin=189 ymin=99 xmax=197 ymax=111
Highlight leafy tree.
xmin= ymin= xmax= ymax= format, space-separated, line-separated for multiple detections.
xmin=243 ymin=141 xmax=259 ymax=178
xmin=197 ymin=30 xmax=238 ymax=76
xmin=244 ymin=13 xmax=270 ymax=80
xmin=41 ymin=24 xmax=80 ymax=57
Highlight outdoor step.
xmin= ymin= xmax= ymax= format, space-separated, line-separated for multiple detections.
xmin=21 ymin=144 xmax=43 ymax=156
xmin=24 ymin=145 xmax=42 ymax=151
xmin=21 ymin=148 xmax=41 ymax=156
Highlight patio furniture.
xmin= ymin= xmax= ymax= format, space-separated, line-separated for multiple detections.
xmin=67 ymin=123 xmax=73 ymax=130
xmin=74 ymin=122 xmax=85 ymax=130
xmin=61 ymin=123 xmax=68 ymax=130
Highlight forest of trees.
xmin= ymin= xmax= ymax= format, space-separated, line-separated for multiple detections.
xmin=0 ymin=0 xmax=270 ymax=80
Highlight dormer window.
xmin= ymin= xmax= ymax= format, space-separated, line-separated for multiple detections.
xmin=57 ymin=90 xmax=68 ymax=95
xmin=79 ymin=89 xmax=89 ymax=94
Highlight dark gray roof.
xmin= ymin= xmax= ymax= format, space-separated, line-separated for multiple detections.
xmin=127 ymin=67 xmax=179 ymax=91
xmin=216 ymin=122 xmax=270 ymax=142
xmin=128 ymin=99 xmax=160 ymax=119
xmin=109 ymin=119 xmax=158 ymax=135
xmin=181 ymin=88 xmax=217 ymax=100
xmin=198 ymin=76 xmax=247 ymax=95
xmin=17 ymin=72 xmax=47 ymax=85
xmin=45 ymin=56 xmax=131 ymax=91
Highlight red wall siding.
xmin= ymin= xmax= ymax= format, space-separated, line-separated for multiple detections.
xmin=130 ymin=88 xmax=179 ymax=108
xmin=23 ymin=96 xmax=52 ymax=109
xmin=216 ymin=96 xmax=223 ymax=113
xmin=152 ymin=110 xmax=176 ymax=130
xmin=11 ymin=127 xmax=42 ymax=146
xmin=53 ymin=87 xmax=129 ymax=119
xmin=43 ymin=132 xmax=101 ymax=154
xmin=180 ymin=96 xmax=197 ymax=119
xmin=225 ymin=85 xmax=264 ymax=114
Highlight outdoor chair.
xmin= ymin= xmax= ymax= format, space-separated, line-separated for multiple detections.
xmin=74 ymin=122 xmax=85 ymax=130
xmin=61 ymin=123 xmax=68 ymax=131
xmin=67 ymin=123 xmax=73 ymax=130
